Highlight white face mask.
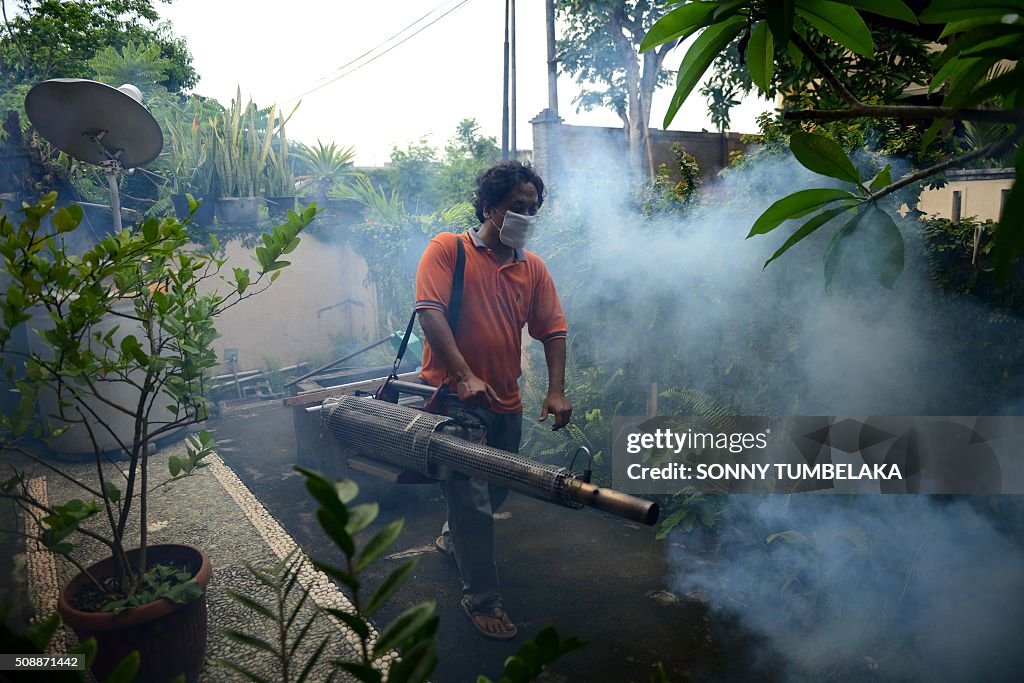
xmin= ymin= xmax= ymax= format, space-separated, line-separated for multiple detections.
xmin=492 ymin=210 xmax=537 ymax=250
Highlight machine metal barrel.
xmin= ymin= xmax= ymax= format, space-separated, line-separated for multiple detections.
xmin=320 ymin=395 xmax=659 ymax=526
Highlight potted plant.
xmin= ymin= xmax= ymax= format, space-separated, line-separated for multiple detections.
xmin=211 ymin=88 xmax=278 ymax=226
xmin=167 ymin=98 xmax=216 ymax=226
xmin=294 ymin=140 xmax=357 ymax=210
xmin=263 ymin=106 xmax=299 ymax=222
xmin=0 ymin=193 xmax=316 ymax=681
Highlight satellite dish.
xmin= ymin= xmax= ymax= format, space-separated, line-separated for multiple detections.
xmin=25 ymin=79 xmax=163 ymax=168
xmin=24 ymin=78 xmax=164 ymax=232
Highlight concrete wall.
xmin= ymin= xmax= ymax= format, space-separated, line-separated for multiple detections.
xmin=530 ymin=109 xmax=747 ymax=184
xmin=196 ymin=233 xmax=378 ymax=374
xmin=917 ymin=169 xmax=1014 ymax=222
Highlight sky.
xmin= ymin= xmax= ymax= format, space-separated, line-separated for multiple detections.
xmin=155 ymin=0 xmax=774 ymax=166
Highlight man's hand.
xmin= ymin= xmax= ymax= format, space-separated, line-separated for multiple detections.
xmin=456 ymin=373 xmax=499 ymax=409
xmin=539 ymin=391 xmax=573 ymax=431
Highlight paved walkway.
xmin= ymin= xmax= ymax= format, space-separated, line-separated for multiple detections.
xmin=20 ymin=437 xmax=387 ymax=681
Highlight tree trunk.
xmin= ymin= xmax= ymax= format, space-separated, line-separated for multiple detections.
xmin=610 ymin=11 xmax=646 ymax=182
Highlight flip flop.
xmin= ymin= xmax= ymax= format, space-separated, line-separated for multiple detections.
xmin=460 ymin=596 xmax=518 ymax=640
xmin=435 ymin=534 xmax=454 ymax=558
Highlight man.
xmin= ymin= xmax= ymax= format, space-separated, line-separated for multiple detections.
xmin=414 ymin=160 xmax=572 ymax=639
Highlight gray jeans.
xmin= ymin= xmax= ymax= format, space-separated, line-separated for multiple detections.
xmin=439 ymin=406 xmax=523 ymax=611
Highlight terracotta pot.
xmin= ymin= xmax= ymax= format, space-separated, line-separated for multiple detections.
xmin=57 ymin=544 xmax=212 ymax=683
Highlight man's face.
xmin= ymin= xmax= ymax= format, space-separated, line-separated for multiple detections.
xmin=488 ymin=181 xmax=540 ymax=227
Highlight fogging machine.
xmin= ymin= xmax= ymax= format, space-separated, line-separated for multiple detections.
xmin=309 ymin=377 xmax=659 ymax=526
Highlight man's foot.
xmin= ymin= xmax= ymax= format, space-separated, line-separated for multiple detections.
xmin=435 ymin=534 xmax=454 ymax=559
xmin=460 ymin=597 xmax=517 ymax=639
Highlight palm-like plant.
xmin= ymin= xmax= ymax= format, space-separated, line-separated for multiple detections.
xmin=294 ymin=140 xmax=356 ymax=199
xmin=331 ymin=173 xmax=404 ymax=225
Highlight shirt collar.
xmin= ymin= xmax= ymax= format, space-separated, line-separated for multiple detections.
xmin=470 ymin=226 xmax=523 ymax=262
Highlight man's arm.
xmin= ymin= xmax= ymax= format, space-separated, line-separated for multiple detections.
xmin=417 ymin=308 xmax=498 ymax=407
xmin=539 ymin=337 xmax=572 ymax=431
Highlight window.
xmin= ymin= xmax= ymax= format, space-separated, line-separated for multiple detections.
xmin=952 ymin=190 xmax=962 ymax=221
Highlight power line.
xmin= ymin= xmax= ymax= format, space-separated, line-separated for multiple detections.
xmin=281 ymin=0 xmax=476 ymax=104
xmin=304 ymin=0 xmax=462 ymax=88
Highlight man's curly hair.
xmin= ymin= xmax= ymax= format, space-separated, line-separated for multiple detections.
xmin=472 ymin=160 xmax=546 ymax=223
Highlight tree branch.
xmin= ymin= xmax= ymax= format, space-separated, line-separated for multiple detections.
xmin=869 ymin=133 xmax=1022 ymax=204
xmin=784 ymin=105 xmax=1024 ymax=125
xmin=791 ymin=32 xmax=861 ymax=107
xmin=1 ymin=444 xmax=103 ymax=498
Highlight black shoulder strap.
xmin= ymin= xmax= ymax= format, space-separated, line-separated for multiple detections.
xmin=390 ymin=234 xmax=466 ymax=379
xmin=448 ymin=236 xmax=466 ymax=334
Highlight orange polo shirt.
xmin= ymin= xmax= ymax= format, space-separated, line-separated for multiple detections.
xmin=415 ymin=229 xmax=567 ymax=414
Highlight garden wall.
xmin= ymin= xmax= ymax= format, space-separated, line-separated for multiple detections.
xmin=195 ymin=232 xmax=378 ymax=374
xmin=530 ymin=109 xmax=748 ymax=184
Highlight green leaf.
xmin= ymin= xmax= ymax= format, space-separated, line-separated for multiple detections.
xmin=386 ymin=639 xmax=438 ymax=683
xmin=214 ymin=660 xmax=271 ymax=683
xmin=27 ymin=613 xmax=61 ymax=651
xmin=829 ymin=0 xmax=918 ymax=23
xmin=994 ymin=145 xmax=1024 ymax=284
xmin=764 ymin=0 xmax=795 ymax=50
xmin=939 ymin=14 xmax=1017 ymax=38
xmin=501 ymin=657 xmax=531 ymax=683
xmin=335 ymin=478 xmax=359 ymax=504
xmin=295 ymin=636 xmax=331 ymax=683
xmin=789 ymin=132 xmax=862 ymax=185
xmin=764 ymin=203 xmax=861 ymax=268
xmin=514 ymin=641 xmax=542 ymax=676
xmin=867 ymin=165 xmax=893 ymax=192
xmin=317 ymin=508 xmax=355 ymax=556
xmin=366 ymin=558 xmax=418 ymax=616
xmin=102 ymin=651 xmax=140 ymax=683
xmin=168 ymin=455 xmax=182 ymax=477
xmin=944 ymin=57 xmax=1000 ymax=110
xmin=225 ymin=588 xmax=276 ymax=621
xmin=263 ymin=260 xmax=290 ymax=272
xmin=52 ymin=205 xmax=83 ymax=232
xmin=102 ymin=481 xmax=121 ymax=503
xmin=748 ymin=188 xmax=859 ymax=237
xmin=345 ymin=502 xmax=379 ymax=535
xmin=222 ymin=629 xmax=279 ymax=655
xmin=142 ymin=218 xmax=159 ymax=242
xmin=372 ymin=601 xmax=437 ymax=658
xmin=921 ymin=1 xmax=1024 ymax=23
xmin=357 ymin=518 xmax=404 ymax=572
xmin=640 ymin=1 xmax=719 ymax=51
xmin=335 ymin=661 xmax=383 ymax=683
xmin=301 ymin=469 xmax=350 ymax=527
xmin=824 ymin=208 xmax=868 ymax=287
xmin=324 ymin=607 xmax=371 ymax=639
xmin=165 ymin=578 xmax=204 ymax=604
xmin=746 ymin=21 xmax=774 ymax=92
xmin=311 ymin=558 xmax=360 ymax=591
xmin=663 ymin=16 xmax=746 ymax=127
xmin=795 ymin=0 xmax=874 ymax=57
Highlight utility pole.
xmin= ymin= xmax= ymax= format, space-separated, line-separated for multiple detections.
xmin=546 ymin=0 xmax=558 ymax=114
xmin=510 ymin=0 xmax=517 ymax=159
xmin=502 ymin=0 xmax=510 ymax=161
